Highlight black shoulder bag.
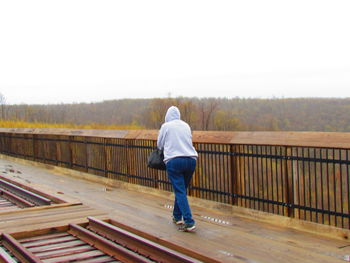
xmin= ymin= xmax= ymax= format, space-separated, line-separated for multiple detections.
xmin=147 ymin=149 xmax=166 ymax=170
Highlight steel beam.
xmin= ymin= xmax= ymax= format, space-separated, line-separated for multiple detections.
xmin=1 ymin=234 xmax=42 ymax=263
xmin=0 ymin=189 xmax=35 ymax=208
xmin=0 ymin=179 xmax=51 ymax=206
xmin=87 ymin=217 xmax=200 ymax=263
xmin=68 ymin=224 xmax=151 ymax=263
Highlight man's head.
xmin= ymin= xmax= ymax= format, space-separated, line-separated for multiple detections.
xmin=165 ymin=106 xmax=181 ymax=122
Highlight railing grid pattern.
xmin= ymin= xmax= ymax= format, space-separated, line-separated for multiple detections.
xmin=0 ymin=132 xmax=349 ymax=229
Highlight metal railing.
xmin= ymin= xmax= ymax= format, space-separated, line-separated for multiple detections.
xmin=0 ymin=129 xmax=349 ymax=229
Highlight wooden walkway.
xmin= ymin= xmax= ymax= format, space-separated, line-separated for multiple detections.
xmin=0 ymin=156 xmax=349 ymax=262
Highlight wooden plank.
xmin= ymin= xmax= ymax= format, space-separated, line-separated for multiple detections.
xmin=36 ymin=245 xmax=94 ymax=260
xmin=10 ymin=223 xmax=83 ymax=240
xmin=27 ymin=240 xmax=86 ymax=254
xmin=0 ymin=204 xmax=90 ymax=221
xmin=0 ymin=205 xmax=107 ymax=234
xmin=22 ymin=236 xmax=78 ymax=248
xmin=193 ymin=131 xmax=234 ymax=144
xmin=0 ymin=208 xmax=104 ymax=230
xmin=228 ymin=131 xmax=350 ymax=149
xmin=0 ymin=204 xmax=83 ymax=223
xmin=3 ymin=213 xmax=104 ymax=235
xmin=74 ymin=255 xmax=116 ymax=263
xmin=3 ymin=128 xmax=350 ymax=148
xmin=194 ymin=206 xmax=350 ymax=262
xmin=0 ymin=128 xmax=129 ymax=139
xmin=43 ymin=250 xmax=106 ymax=263
xmin=19 ymin=232 xmax=70 ymax=243
xmin=123 ymin=130 xmax=142 ymax=140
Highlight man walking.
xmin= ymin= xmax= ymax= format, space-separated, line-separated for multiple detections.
xmin=157 ymin=106 xmax=198 ymax=232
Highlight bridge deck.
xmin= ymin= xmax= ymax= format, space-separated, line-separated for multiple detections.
xmin=0 ymin=157 xmax=349 ymax=263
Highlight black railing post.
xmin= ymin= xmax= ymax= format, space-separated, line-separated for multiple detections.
xmin=284 ymin=146 xmax=293 ymax=218
xmin=231 ymin=145 xmax=238 ymax=206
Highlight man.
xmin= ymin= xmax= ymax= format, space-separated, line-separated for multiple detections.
xmin=157 ymin=106 xmax=198 ymax=232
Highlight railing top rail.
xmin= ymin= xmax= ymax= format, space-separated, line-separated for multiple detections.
xmin=0 ymin=128 xmax=350 ymax=149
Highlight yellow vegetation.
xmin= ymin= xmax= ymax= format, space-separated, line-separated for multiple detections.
xmin=0 ymin=120 xmax=143 ymax=130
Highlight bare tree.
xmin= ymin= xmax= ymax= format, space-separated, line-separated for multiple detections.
xmin=175 ymin=97 xmax=198 ymax=128
xmin=146 ymin=98 xmax=177 ymax=128
xmin=198 ymin=98 xmax=219 ymax=130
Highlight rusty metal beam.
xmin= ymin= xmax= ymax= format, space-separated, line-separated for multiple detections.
xmin=68 ymin=224 xmax=152 ymax=263
xmin=1 ymin=234 xmax=42 ymax=263
xmin=87 ymin=217 xmax=200 ymax=263
xmin=108 ymin=218 xmax=220 ymax=263
xmin=0 ymin=246 xmax=17 ymax=263
xmin=0 ymin=189 xmax=35 ymax=208
xmin=0 ymin=179 xmax=51 ymax=206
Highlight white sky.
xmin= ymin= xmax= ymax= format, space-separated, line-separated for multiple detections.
xmin=0 ymin=0 xmax=349 ymax=105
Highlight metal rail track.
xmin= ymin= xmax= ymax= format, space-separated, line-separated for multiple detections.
xmin=0 ymin=196 xmax=17 ymax=209
xmin=0 ymin=178 xmax=53 ymax=211
xmin=0 ymin=179 xmax=51 ymax=207
xmin=0 ymin=217 xmax=204 ymax=263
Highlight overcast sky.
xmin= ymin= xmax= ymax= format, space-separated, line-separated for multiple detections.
xmin=0 ymin=0 xmax=349 ymax=105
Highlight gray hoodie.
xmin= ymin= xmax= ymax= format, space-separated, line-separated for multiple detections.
xmin=157 ymin=106 xmax=198 ymax=163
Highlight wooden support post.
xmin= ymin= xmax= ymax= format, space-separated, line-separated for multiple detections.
xmin=31 ymin=134 xmax=36 ymax=162
xmin=69 ymin=136 xmax=73 ymax=169
xmin=84 ymin=137 xmax=88 ymax=173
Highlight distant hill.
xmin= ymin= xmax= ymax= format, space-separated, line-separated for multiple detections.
xmin=3 ymin=97 xmax=350 ymax=132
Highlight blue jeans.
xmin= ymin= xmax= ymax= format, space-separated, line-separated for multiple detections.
xmin=166 ymin=157 xmax=196 ymax=225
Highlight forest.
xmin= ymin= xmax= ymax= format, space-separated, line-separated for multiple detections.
xmin=0 ymin=97 xmax=350 ymax=132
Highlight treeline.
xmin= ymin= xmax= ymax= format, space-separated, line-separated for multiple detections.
xmin=1 ymin=97 xmax=350 ymax=132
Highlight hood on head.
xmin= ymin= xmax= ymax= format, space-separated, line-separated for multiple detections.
xmin=165 ymin=106 xmax=181 ymax=122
